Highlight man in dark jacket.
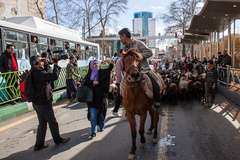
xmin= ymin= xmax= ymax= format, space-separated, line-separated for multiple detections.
xmin=0 ymin=44 xmax=19 ymax=104
xmin=220 ymin=50 xmax=231 ymax=67
xmin=0 ymin=44 xmax=18 ymax=73
xmin=196 ymin=61 xmax=204 ymax=75
xmin=205 ymin=60 xmax=218 ymax=108
xmin=30 ymin=55 xmax=70 ymax=151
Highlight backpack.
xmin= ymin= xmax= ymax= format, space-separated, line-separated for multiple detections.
xmin=23 ymin=72 xmax=39 ymax=102
xmin=20 ymin=71 xmax=30 ymax=101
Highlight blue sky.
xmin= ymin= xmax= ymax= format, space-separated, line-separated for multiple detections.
xmin=94 ymin=0 xmax=175 ymax=36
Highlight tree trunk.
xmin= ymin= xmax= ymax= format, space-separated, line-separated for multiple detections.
xmin=52 ymin=0 xmax=58 ymax=24
xmin=36 ymin=0 xmax=44 ymax=19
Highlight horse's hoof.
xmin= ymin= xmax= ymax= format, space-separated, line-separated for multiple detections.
xmin=146 ymin=130 xmax=152 ymax=134
xmin=128 ymin=154 xmax=136 ymax=160
xmin=152 ymin=138 xmax=158 ymax=144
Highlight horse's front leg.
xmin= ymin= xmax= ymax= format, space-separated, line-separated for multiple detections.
xmin=126 ymin=112 xmax=137 ymax=159
xmin=139 ymin=111 xmax=147 ymax=145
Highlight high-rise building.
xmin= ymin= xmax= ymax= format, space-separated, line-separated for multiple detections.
xmin=0 ymin=0 xmax=46 ymax=20
xmin=133 ymin=11 xmax=156 ymax=48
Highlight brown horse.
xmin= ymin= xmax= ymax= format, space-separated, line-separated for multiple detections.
xmin=121 ymin=49 xmax=159 ymax=159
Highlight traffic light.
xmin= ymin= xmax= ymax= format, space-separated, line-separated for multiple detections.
xmin=175 ymin=32 xmax=178 ymax=38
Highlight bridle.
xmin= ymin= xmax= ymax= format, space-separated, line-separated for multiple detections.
xmin=123 ymin=53 xmax=141 ymax=84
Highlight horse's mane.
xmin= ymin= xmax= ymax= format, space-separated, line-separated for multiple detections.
xmin=123 ymin=48 xmax=143 ymax=61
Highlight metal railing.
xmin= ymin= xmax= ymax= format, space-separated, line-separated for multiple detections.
xmin=217 ymin=65 xmax=240 ymax=89
xmin=0 ymin=66 xmax=90 ymax=106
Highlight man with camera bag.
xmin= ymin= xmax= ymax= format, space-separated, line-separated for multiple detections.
xmin=29 ymin=55 xmax=70 ymax=151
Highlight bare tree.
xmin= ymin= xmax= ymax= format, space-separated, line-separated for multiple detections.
xmin=161 ymin=0 xmax=203 ymax=56
xmin=69 ymin=0 xmax=97 ymax=40
xmin=96 ymin=0 xmax=127 ymax=37
xmin=47 ymin=0 xmax=83 ymax=29
xmin=96 ymin=0 xmax=127 ymax=55
xmin=36 ymin=0 xmax=44 ymax=19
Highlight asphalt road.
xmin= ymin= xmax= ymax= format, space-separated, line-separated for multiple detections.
xmin=0 ymin=93 xmax=239 ymax=160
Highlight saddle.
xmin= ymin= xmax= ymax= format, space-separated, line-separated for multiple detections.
xmin=120 ymin=71 xmax=167 ymax=99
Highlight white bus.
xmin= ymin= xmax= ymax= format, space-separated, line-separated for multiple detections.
xmin=0 ymin=16 xmax=100 ymax=71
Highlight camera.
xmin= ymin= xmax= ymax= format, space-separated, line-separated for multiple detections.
xmin=48 ymin=49 xmax=69 ymax=63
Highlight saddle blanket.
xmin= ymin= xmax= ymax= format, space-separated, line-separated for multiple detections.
xmin=120 ymin=71 xmax=167 ymax=99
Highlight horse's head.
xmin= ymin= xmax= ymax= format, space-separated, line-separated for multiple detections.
xmin=122 ymin=48 xmax=143 ymax=83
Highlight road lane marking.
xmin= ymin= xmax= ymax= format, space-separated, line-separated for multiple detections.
xmin=158 ymin=106 xmax=168 ymax=160
xmin=0 ymin=102 xmax=79 ymax=133
xmin=0 ymin=114 xmax=37 ymax=132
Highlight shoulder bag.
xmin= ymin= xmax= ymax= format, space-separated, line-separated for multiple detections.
xmin=77 ymin=79 xmax=93 ymax=102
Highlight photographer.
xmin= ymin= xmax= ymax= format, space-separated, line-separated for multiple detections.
xmin=30 ymin=55 xmax=70 ymax=151
xmin=42 ymin=51 xmax=55 ymax=89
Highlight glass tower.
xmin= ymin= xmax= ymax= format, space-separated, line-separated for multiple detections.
xmin=133 ymin=12 xmax=153 ymax=36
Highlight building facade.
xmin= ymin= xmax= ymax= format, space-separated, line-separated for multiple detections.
xmin=0 ymin=0 xmax=46 ymax=20
xmin=133 ymin=11 xmax=156 ymax=48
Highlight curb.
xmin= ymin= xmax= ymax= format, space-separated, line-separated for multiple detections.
xmin=0 ymin=90 xmax=67 ymax=122
xmin=217 ymin=84 xmax=240 ymax=106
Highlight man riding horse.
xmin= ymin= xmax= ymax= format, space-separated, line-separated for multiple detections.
xmin=118 ymin=28 xmax=165 ymax=116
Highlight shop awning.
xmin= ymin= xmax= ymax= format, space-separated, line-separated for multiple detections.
xmin=181 ymin=0 xmax=240 ymax=43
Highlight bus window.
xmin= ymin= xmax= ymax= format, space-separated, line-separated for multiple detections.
xmin=31 ymin=36 xmax=48 ymax=56
xmin=38 ymin=37 xmax=48 ymax=45
xmin=68 ymin=42 xmax=75 ymax=56
xmin=93 ymin=47 xmax=98 ymax=59
xmin=55 ymin=40 xmax=63 ymax=47
xmin=50 ymin=39 xmax=56 ymax=46
xmin=86 ymin=46 xmax=92 ymax=60
xmin=76 ymin=44 xmax=80 ymax=50
xmin=4 ymin=30 xmax=29 ymax=59
xmin=4 ymin=30 xmax=17 ymax=40
xmin=49 ymin=39 xmax=63 ymax=54
xmin=31 ymin=35 xmax=38 ymax=55
xmin=18 ymin=33 xmax=28 ymax=42
xmin=31 ymin=36 xmax=38 ymax=43
xmin=80 ymin=45 xmax=85 ymax=60
xmin=5 ymin=41 xmax=29 ymax=59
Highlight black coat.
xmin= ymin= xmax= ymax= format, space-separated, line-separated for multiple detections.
xmin=0 ymin=51 xmax=18 ymax=73
xmin=196 ymin=64 xmax=204 ymax=75
xmin=84 ymin=64 xmax=113 ymax=119
xmin=31 ymin=65 xmax=61 ymax=105
xmin=221 ymin=54 xmax=231 ymax=67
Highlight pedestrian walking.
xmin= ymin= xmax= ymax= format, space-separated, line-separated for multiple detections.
xmin=84 ymin=60 xmax=114 ymax=139
xmin=29 ymin=55 xmax=70 ymax=151
xmin=112 ymin=49 xmax=124 ymax=117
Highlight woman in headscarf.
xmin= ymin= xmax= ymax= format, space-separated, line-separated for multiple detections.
xmin=83 ymin=60 xmax=114 ymax=139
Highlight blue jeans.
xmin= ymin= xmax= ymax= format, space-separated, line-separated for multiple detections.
xmin=90 ymin=108 xmax=105 ymax=134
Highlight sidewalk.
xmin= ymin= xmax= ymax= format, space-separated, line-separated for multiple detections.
xmin=0 ymin=89 xmax=67 ymax=122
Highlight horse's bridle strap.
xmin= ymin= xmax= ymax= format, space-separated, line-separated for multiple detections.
xmin=125 ymin=64 xmax=140 ymax=74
